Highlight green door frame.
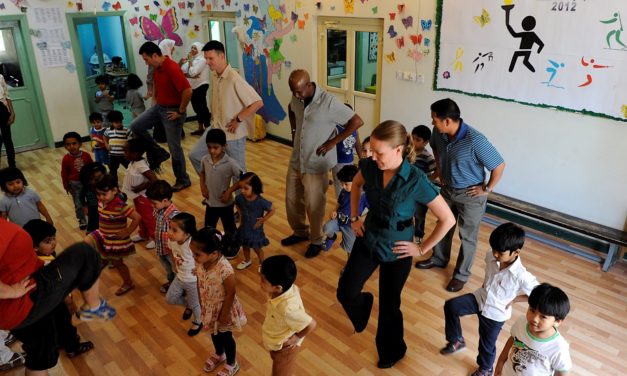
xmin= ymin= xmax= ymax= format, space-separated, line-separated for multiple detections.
xmin=0 ymin=14 xmax=53 ymax=147
xmin=65 ymin=11 xmax=136 ymax=124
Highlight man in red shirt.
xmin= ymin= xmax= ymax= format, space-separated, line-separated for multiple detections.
xmin=0 ymin=218 xmax=115 ymax=373
xmin=130 ymin=41 xmax=193 ymax=192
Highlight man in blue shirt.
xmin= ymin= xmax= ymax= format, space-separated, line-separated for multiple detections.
xmin=416 ymin=99 xmax=505 ymax=293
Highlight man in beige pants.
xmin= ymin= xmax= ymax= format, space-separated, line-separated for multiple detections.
xmin=282 ymin=70 xmax=363 ymax=258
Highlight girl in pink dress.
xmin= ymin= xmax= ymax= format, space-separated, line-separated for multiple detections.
xmin=191 ymin=227 xmax=247 ymax=376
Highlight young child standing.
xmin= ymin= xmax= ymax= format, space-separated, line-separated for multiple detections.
xmin=199 ymin=129 xmax=242 ymax=232
xmin=86 ymin=174 xmax=141 ymax=296
xmin=122 ymin=139 xmax=157 ymax=249
xmin=495 ymin=283 xmax=572 ymax=376
xmin=0 ymin=167 xmax=53 ymax=226
xmin=89 ymin=112 xmax=109 ymax=164
xmin=104 ymin=110 xmax=130 ymax=183
xmin=440 ymin=223 xmax=539 ymax=376
xmin=79 ymin=162 xmax=107 ymax=233
xmin=323 ymin=165 xmax=367 ymax=254
xmin=411 ymin=125 xmax=438 ymax=244
xmin=61 ymin=131 xmax=92 ymax=229
xmin=94 ymin=75 xmax=114 ymax=122
xmin=125 ymin=73 xmax=146 ymax=119
xmin=260 ymin=255 xmax=317 ymax=376
xmin=164 ymin=212 xmax=203 ymax=336
xmin=332 ymin=105 xmax=363 ymax=197
xmin=361 ymin=136 xmax=373 ymax=158
xmin=146 ymin=180 xmax=180 ymax=293
xmin=191 ymin=227 xmax=247 ymax=376
xmin=234 ymin=172 xmax=275 ymax=271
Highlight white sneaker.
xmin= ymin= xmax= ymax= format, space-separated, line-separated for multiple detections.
xmin=131 ymin=234 xmax=145 ymax=242
xmin=145 ymin=240 xmax=156 ymax=249
xmin=236 ymin=260 xmax=252 ymax=270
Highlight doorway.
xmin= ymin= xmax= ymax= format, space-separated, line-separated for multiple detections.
xmin=317 ymin=17 xmax=383 ymax=136
xmin=67 ymin=12 xmax=135 ymax=127
xmin=0 ymin=18 xmax=50 ymax=155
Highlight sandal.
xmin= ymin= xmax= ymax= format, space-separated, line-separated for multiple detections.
xmin=0 ymin=352 xmax=25 ymax=372
xmin=203 ymin=353 xmax=226 ymax=372
xmin=217 ymin=362 xmax=240 ymax=376
xmin=114 ymin=284 xmax=135 ymax=296
xmin=67 ymin=341 xmax=95 ymax=358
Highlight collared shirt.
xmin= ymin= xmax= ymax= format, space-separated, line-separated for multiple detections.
xmin=154 ymin=56 xmax=191 ymax=106
xmin=473 ymin=252 xmax=538 ymax=322
xmin=360 ymin=158 xmax=439 ymax=262
xmin=289 ymin=84 xmax=355 ymax=173
xmin=261 ymin=284 xmax=313 ymax=351
xmin=0 ymin=74 xmax=11 ymax=107
xmin=169 ymin=237 xmax=196 ymax=283
xmin=104 ymin=128 xmax=131 ymax=156
xmin=0 ymin=188 xmax=41 ymax=227
xmin=200 ymin=153 xmax=242 ymax=207
xmin=210 ymin=64 xmax=262 ymax=141
xmin=155 ymin=202 xmax=180 ymax=257
xmin=431 ymin=120 xmax=504 ymax=189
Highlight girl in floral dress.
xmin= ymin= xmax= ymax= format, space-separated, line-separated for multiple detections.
xmin=191 ymin=227 xmax=247 ymax=376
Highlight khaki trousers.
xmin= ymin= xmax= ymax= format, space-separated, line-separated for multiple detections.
xmin=285 ymin=166 xmax=328 ymax=245
xmin=270 ymin=346 xmax=300 ymax=376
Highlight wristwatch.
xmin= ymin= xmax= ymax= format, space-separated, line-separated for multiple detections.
xmin=350 ymin=216 xmax=360 ymax=223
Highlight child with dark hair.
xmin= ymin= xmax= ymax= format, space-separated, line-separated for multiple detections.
xmin=0 ymin=167 xmax=53 ymax=226
xmin=125 ymin=73 xmax=146 ymax=118
xmin=322 ymin=164 xmax=367 ymax=254
xmin=234 ymin=172 xmax=275 ymax=271
xmin=94 ymin=75 xmax=114 ymax=121
xmin=199 ymin=129 xmax=242 ymax=236
xmin=61 ymin=132 xmax=92 ymax=229
xmin=146 ymin=180 xmax=180 ymax=293
xmin=441 ymin=223 xmax=538 ymax=376
xmin=332 ymin=104 xmax=363 ymax=197
xmin=361 ymin=136 xmax=372 ymax=158
xmin=79 ymin=162 xmax=107 ymax=233
xmin=89 ymin=112 xmax=109 ymax=164
xmin=86 ymin=174 xmax=141 ymax=296
xmin=260 ymin=255 xmax=317 ymax=376
xmin=122 ymin=139 xmax=157 ymax=249
xmin=411 ymin=125 xmax=438 ymax=243
xmin=165 ymin=212 xmax=202 ymax=336
xmin=104 ymin=110 xmax=130 ymax=183
xmin=191 ymin=227 xmax=247 ymax=375
xmin=495 ymin=283 xmax=571 ymax=376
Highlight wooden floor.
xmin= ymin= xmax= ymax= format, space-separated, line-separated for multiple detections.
xmin=4 ymin=124 xmax=627 ymax=375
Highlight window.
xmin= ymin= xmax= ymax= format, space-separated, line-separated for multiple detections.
xmin=208 ymin=16 xmax=240 ymax=70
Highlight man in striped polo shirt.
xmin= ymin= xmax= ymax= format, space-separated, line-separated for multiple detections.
xmin=416 ymin=98 xmax=505 ymax=293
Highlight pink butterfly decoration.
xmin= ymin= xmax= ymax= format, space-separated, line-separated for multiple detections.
xmin=139 ymin=7 xmax=183 ymax=46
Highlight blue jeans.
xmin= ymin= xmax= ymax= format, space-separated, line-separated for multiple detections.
xmin=130 ymin=105 xmax=190 ymax=185
xmin=93 ymin=148 xmax=109 ymax=164
xmin=69 ymin=180 xmax=86 ymax=224
xmin=323 ymin=218 xmax=356 ymax=253
xmin=444 ymin=293 xmax=504 ymax=371
xmin=189 ymin=128 xmax=246 ymax=173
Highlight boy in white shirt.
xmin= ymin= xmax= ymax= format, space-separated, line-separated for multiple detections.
xmin=495 ymin=283 xmax=571 ymax=376
xmin=440 ymin=223 xmax=539 ymax=376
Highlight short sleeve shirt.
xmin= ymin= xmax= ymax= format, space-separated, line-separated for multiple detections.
xmin=0 ymin=188 xmax=41 ymax=227
xmin=502 ymin=317 xmax=572 ymax=376
xmin=335 ymin=125 xmax=358 ymax=164
xmin=431 ymin=121 xmax=504 ymax=189
xmin=121 ymin=159 xmax=150 ymax=199
xmin=0 ymin=74 xmax=10 ymax=107
xmin=200 ymin=154 xmax=242 ymax=207
xmin=154 ymin=56 xmax=191 ymax=106
xmin=104 ymin=128 xmax=131 ymax=156
xmin=261 ymin=284 xmax=313 ymax=351
xmin=210 ymin=65 xmax=262 ymax=141
xmin=289 ymin=85 xmax=355 ymax=173
xmin=360 ymin=158 xmax=439 ymax=262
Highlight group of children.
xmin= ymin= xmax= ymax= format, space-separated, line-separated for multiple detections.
xmin=0 ymin=115 xmax=574 ymax=375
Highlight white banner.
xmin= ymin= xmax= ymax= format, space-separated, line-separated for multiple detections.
xmin=435 ymin=0 xmax=627 ymax=121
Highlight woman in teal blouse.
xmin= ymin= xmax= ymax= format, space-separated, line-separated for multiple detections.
xmin=337 ymin=120 xmax=455 ymax=369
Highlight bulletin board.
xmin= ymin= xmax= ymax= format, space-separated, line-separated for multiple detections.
xmin=434 ymin=0 xmax=627 ymax=122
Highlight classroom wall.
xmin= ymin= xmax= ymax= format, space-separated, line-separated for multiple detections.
xmin=1 ymin=0 xmax=625 ymax=229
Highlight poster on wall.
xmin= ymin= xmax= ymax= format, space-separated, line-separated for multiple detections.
xmin=435 ymin=0 xmax=627 ymax=121
xmin=30 ymin=7 xmax=70 ymax=68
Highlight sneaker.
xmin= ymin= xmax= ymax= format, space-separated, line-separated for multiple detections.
xmin=324 ymin=236 xmax=336 ymax=251
xmin=145 ymin=240 xmax=156 ymax=249
xmin=76 ymin=299 xmax=116 ymax=321
xmin=280 ymin=234 xmax=309 ymax=246
xmin=236 ymin=260 xmax=252 ymax=270
xmin=217 ymin=361 xmax=240 ymax=376
xmin=3 ymin=333 xmax=16 ymax=346
xmin=79 ymin=223 xmax=87 ymax=231
xmin=304 ymin=243 xmax=323 ymax=258
xmin=439 ymin=339 xmax=466 ymax=355
xmin=0 ymin=352 xmax=25 ymax=372
xmin=130 ymin=234 xmax=145 ymax=242
xmin=471 ymin=368 xmax=493 ymax=376
xmin=66 ymin=341 xmax=94 ymax=358
xmin=172 ymin=182 xmax=191 ymax=192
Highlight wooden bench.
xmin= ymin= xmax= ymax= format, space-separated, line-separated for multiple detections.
xmin=484 ymin=192 xmax=627 ymax=272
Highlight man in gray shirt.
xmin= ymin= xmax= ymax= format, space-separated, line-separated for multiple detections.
xmin=282 ymin=70 xmax=364 ymax=258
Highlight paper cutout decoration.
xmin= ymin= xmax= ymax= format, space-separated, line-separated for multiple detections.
xmin=621 ymin=105 xmax=627 ymax=118
xmin=295 ymin=1 xmax=302 ymax=8
xmin=289 ymin=34 xmax=297 ymax=42
xmin=344 ymin=0 xmax=354 ymax=14
xmin=389 ymin=12 xmax=396 ymax=21
xmin=397 ymin=4 xmax=405 ymax=13
xmin=424 ymin=38 xmax=431 ymax=47
xmin=396 ymin=36 xmax=404 ymax=49
xmin=134 ymin=6 xmax=139 ymax=11
xmin=279 ymin=4 xmax=286 ymax=13
xmin=187 ymin=1 xmax=194 ymax=9
xmin=268 ymin=5 xmax=282 ymax=21
xmin=304 ymin=13 xmax=309 ymax=20
xmin=112 ymin=1 xmax=121 ymax=10
xmin=61 ymin=41 xmax=71 ymax=49
xmin=67 ymin=1 xmax=73 ymax=8
xmin=130 ymin=17 xmax=138 ymax=25
xmin=159 ymin=8 xmax=167 ymax=16
xmin=409 ymin=34 xmax=422 ymax=45
xmin=243 ymin=3 xmax=249 ymax=11
xmin=102 ymin=1 xmax=111 ymax=11
xmin=253 ymin=5 xmax=258 ymax=13
xmin=291 ymin=12 xmax=298 ymax=23
xmin=421 ymin=19 xmax=432 ymax=31
xmin=187 ymin=30 xmax=196 ymax=38
xmin=181 ymin=18 xmax=189 ymax=26
xmin=402 ymin=16 xmax=413 ymax=29
xmin=243 ymin=43 xmax=253 ymax=55
xmin=331 ymin=5 xmax=335 ymax=10
xmin=128 ymin=0 xmax=137 ymax=4
xmin=144 ymin=5 xmax=150 ymax=10
xmin=177 ymin=1 xmax=185 ymax=9
xmin=442 ymin=71 xmax=451 ymax=79
xmin=284 ymin=60 xmax=292 ymax=69
xmin=298 ymin=20 xmax=305 ymax=29
xmin=372 ymin=6 xmax=377 ymax=14
xmin=473 ymin=9 xmax=490 ymax=27
xmin=408 ymin=48 xmax=423 ymax=62
xmin=153 ymin=0 xmax=159 ymax=6
xmin=194 ymin=25 xmax=200 ymax=31
xmin=77 ymin=2 xmax=83 ymax=11
xmin=139 ymin=7 xmax=183 ymax=45
xmin=385 ymin=52 xmax=396 ymax=63
xmin=165 ymin=0 xmax=171 ymax=4
xmin=149 ymin=14 xmax=157 ymax=21
xmin=315 ymin=2 xmax=321 ymax=10
xmin=387 ymin=25 xmax=397 ymax=38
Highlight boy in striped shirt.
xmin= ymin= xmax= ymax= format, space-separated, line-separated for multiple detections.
xmin=411 ymin=125 xmax=438 ymax=243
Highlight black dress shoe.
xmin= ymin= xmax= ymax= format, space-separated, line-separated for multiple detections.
xmin=415 ymin=258 xmax=446 ymax=269
xmin=172 ymin=182 xmax=191 ymax=192
xmin=304 ymin=244 xmax=323 ymax=258
xmin=182 ymin=308 xmax=193 ymax=320
xmin=281 ymin=234 xmax=309 ymax=246
xmin=66 ymin=341 xmax=94 ymax=358
xmin=377 ymin=353 xmax=405 ymax=369
xmin=446 ymin=278 xmax=466 ymax=292
xmin=188 ymin=322 xmax=202 ymax=337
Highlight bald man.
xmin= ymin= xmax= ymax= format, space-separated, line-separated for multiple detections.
xmin=282 ymin=70 xmax=364 ymax=258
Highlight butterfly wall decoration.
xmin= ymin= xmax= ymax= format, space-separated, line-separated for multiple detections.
xmin=473 ymin=9 xmax=490 ymax=27
xmin=421 ymin=19 xmax=432 ymax=31
xmin=139 ymin=7 xmax=183 ymax=46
